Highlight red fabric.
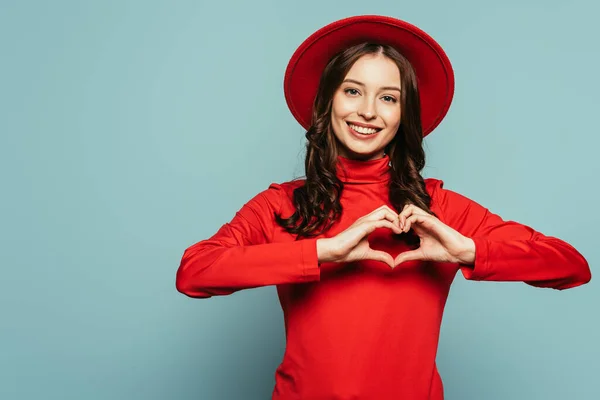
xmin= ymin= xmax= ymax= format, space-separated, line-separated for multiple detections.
xmin=176 ymin=155 xmax=590 ymax=399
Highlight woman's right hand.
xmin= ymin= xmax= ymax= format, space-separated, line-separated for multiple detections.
xmin=316 ymin=205 xmax=403 ymax=269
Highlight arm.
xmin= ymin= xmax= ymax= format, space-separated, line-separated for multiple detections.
xmin=429 ymin=179 xmax=591 ymax=290
xmin=176 ymin=183 xmax=320 ymax=298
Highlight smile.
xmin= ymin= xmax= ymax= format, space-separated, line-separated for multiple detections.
xmin=346 ymin=122 xmax=382 ymax=136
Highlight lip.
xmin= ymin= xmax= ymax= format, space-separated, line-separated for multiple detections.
xmin=346 ymin=120 xmax=383 ymax=130
xmin=345 ymin=121 xmax=381 ymax=140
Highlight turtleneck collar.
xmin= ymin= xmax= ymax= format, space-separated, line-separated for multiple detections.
xmin=335 ymin=154 xmax=391 ymax=184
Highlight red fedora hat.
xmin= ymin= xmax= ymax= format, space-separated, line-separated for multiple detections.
xmin=283 ymin=15 xmax=455 ymax=137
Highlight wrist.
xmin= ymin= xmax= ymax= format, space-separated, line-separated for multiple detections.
xmin=457 ymin=236 xmax=476 ymax=265
xmin=316 ymin=238 xmax=337 ymax=263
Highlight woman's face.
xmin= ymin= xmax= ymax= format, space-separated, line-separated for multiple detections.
xmin=330 ymin=53 xmax=402 ymax=161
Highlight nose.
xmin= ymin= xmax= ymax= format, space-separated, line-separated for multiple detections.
xmin=358 ymin=99 xmax=376 ymax=120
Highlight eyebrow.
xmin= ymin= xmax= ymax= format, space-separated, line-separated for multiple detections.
xmin=342 ymin=79 xmax=401 ymax=93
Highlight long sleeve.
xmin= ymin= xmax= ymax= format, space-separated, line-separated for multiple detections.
xmin=176 ymin=183 xmax=320 ymax=298
xmin=429 ymin=179 xmax=591 ymax=290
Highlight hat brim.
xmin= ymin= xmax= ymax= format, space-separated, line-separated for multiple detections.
xmin=284 ymin=15 xmax=455 ymax=137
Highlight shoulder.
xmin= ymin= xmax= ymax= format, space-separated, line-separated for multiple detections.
xmin=423 ymin=177 xmax=489 ymax=225
xmin=424 ymin=177 xmax=471 ymax=219
xmin=244 ymin=178 xmax=305 ymax=215
xmin=423 ymin=178 xmax=445 ymax=214
xmin=271 ymin=178 xmax=306 ymax=198
xmin=424 ymin=177 xmax=449 ymax=208
xmin=424 ymin=177 xmax=445 ymax=196
xmin=267 ymin=178 xmax=305 ymax=215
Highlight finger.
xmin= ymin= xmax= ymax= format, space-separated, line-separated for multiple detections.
xmin=367 ymin=205 xmax=400 ymax=219
xmin=402 ymin=213 xmax=432 ymax=233
xmin=399 ymin=204 xmax=429 ymax=222
xmin=398 ymin=204 xmax=413 ymax=229
xmin=399 ymin=203 xmax=428 ymax=216
xmin=367 ymin=249 xmax=395 ymax=269
xmin=364 ymin=219 xmax=403 ymax=235
xmin=374 ymin=204 xmax=399 ymax=215
xmin=394 ymin=249 xmax=423 ymax=267
xmin=363 ymin=208 xmax=401 ymax=227
xmin=399 ymin=205 xmax=429 ymax=230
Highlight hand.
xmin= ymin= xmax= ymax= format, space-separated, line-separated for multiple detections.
xmin=317 ymin=205 xmax=403 ymax=269
xmin=394 ymin=204 xmax=475 ymax=267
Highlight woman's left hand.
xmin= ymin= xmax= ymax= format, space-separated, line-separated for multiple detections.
xmin=394 ymin=204 xmax=476 ymax=267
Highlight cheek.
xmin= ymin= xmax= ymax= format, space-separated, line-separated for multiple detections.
xmin=382 ymin=106 xmax=402 ymax=128
xmin=332 ymin=95 xmax=354 ymax=119
xmin=330 ymin=99 xmax=343 ymax=137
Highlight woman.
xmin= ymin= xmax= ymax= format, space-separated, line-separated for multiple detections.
xmin=176 ymin=15 xmax=591 ymax=400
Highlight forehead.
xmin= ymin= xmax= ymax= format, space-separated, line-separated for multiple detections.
xmin=344 ymin=54 xmax=401 ymax=85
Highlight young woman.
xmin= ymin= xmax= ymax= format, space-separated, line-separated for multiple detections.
xmin=176 ymin=15 xmax=591 ymax=400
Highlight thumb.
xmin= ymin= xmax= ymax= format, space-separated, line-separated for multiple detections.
xmin=394 ymin=249 xmax=423 ymax=267
xmin=367 ymin=249 xmax=395 ymax=269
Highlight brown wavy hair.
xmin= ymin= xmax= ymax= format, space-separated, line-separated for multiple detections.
xmin=275 ymin=43 xmax=434 ymax=242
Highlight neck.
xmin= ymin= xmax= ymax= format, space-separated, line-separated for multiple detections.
xmin=335 ymin=154 xmax=391 ymax=184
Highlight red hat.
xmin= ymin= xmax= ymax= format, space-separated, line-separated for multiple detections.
xmin=283 ymin=15 xmax=455 ymax=137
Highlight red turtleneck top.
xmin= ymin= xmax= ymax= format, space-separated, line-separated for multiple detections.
xmin=176 ymin=155 xmax=590 ymax=400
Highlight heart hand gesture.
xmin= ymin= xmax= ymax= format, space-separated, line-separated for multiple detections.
xmin=393 ymin=204 xmax=475 ymax=267
xmin=316 ymin=205 xmax=403 ymax=269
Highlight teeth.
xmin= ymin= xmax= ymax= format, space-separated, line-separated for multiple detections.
xmin=348 ymin=123 xmax=379 ymax=135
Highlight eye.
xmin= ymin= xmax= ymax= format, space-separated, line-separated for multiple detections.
xmin=382 ymin=95 xmax=397 ymax=103
xmin=344 ymin=88 xmax=360 ymax=96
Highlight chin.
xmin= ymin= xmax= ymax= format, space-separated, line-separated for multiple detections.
xmin=340 ymin=143 xmax=386 ymax=160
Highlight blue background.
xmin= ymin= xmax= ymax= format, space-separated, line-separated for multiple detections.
xmin=1 ymin=0 xmax=598 ymax=399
